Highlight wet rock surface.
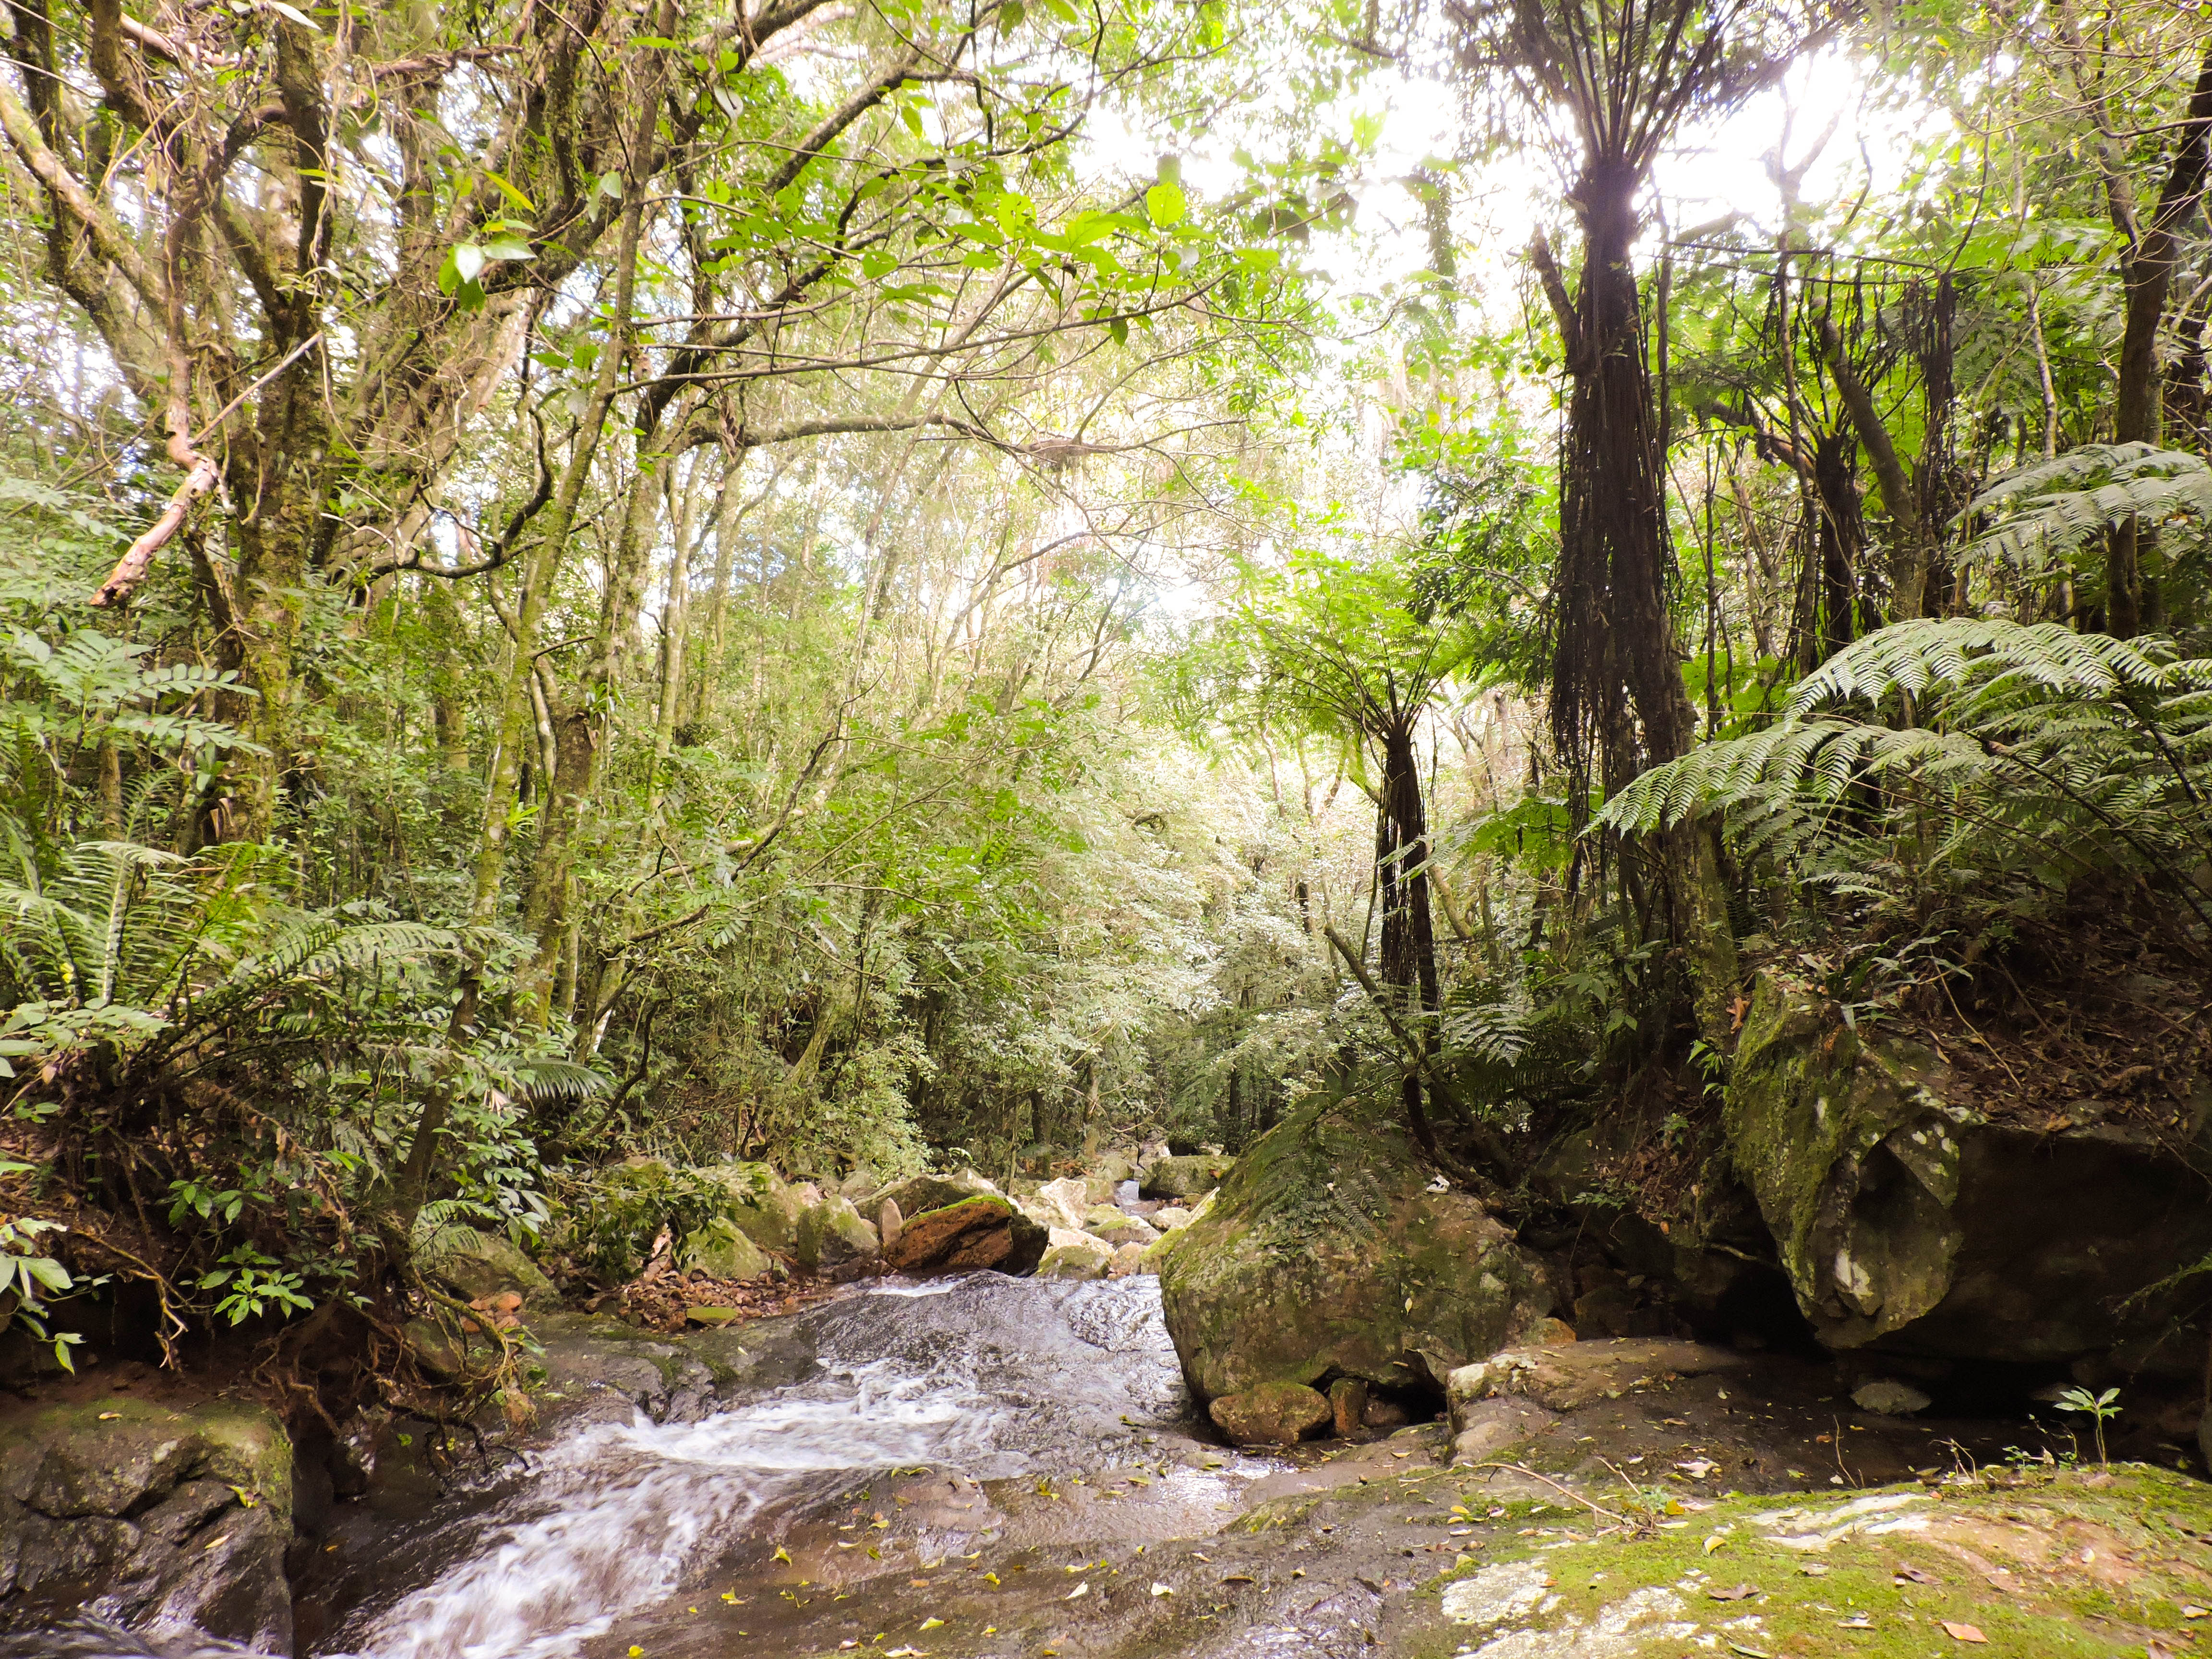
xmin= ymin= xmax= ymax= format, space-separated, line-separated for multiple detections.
xmin=0 ymin=1396 xmax=292 ymax=1651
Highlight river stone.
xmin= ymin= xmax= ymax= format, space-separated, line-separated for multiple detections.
xmin=1092 ymin=1152 xmax=1136 ymax=1186
xmin=871 ymin=1168 xmax=1001 ymax=1223
xmin=1446 ymin=1338 xmax=1746 ymax=1416
xmin=1851 ymin=1378 xmax=1932 ymax=1416
xmin=1156 ymin=1088 xmax=1550 ymax=1402
xmin=1208 ymin=1381 xmax=1333 ymax=1445
xmin=1106 ymin=1241 xmax=1149 ymax=1278
xmin=1082 ymin=1203 xmax=1156 ymax=1245
xmin=1727 ymin=971 xmax=2212 ymax=1363
xmin=1328 ymin=1377 xmax=1368 ymax=1437
xmin=680 ymin=1216 xmax=770 ymax=1283
xmin=0 ymin=1396 xmax=293 ymax=1648
xmin=1141 ymin=1154 xmax=1235 ymax=1200
xmin=1035 ymin=1227 xmax=1116 ymax=1279
xmin=424 ymin=1228 xmax=561 ymax=1311
xmin=1451 ymin=1396 xmax=1560 ymax=1466
xmin=795 ymin=1197 xmax=879 ymax=1272
xmin=1025 ymin=1176 xmax=1092 ymax=1232
xmin=883 ymin=1195 xmax=1048 ymax=1276
xmin=878 ymin=1198 xmax=903 ymax=1249
xmin=1149 ymin=1205 xmax=1195 ymax=1232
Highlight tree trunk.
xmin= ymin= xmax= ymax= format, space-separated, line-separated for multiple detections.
xmin=2107 ymin=46 xmax=2212 ymax=636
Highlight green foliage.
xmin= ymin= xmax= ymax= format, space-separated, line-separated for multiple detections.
xmin=1601 ymin=619 xmax=2212 ymax=951
xmin=1962 ymin=444 xmax=2212 ymax=592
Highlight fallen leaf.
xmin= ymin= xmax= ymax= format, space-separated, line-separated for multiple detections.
xmin=919 ymin=1617 xmax=943 ymax=1630
xmin=1703 ymin=1535 xmax=1728 ymax=1554
xmin=1800 ymin=1563 xmax=1830 ymax=1577
xmin=97 ymin=1412 xmax=120 ymax=1422
xmin=772 ymin=1546 xmax=792 ymax=1564
xmin=1707 ymin=1583 xmax=1760 ymax=1601
xmin=1220 ymin=1573 xmax=1255 ymax=1584
xmin=1150 ymin=1582 xmax=1173 ymax=1596
xmin=1067 ymin=1582 xmax=1089 ymax=1600
xmin=983 ymin=1573 xmax=999 ymax=1587
xmin=1940 ymin=1622 xmax=1988 ymax=1645
xmin=2184 ymin=1605 xmax=2212 ymax=1620
xmin=1838 ymin=1613 xmax=1874 ymax=1629
xmin=1727 ymin=1645 xmax=1771 ymax=1659
xmin=1896 ymin=1564 xmax=1938 ymax=1584
xmin=908 ymin=1577 xmax=930 ymax=1587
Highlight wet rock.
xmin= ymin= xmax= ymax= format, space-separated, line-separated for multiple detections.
xmin=0 ymin=1396 xmax=292 ymax=1649
xmin=1445 ymin=1337 xmax=1746 ymax=1415
xmin=1450 ymin=1395 xmax=1559 ymax=1466
xmin=1727 ymin=970 xmax=2212 ymax=1364
xmin=1362 ymin=1395 xmax=1410 ymax=1430
xmin=794 ymin=1197 xmax=878 ymax=1273
xmin=1091 ymin=1152 xmax=1135 ymax=1187
xmin=679 ymin=1216 xmax=770 ymax=1283
xmin=878 ymin=1198 xmax=903 ymax=1250
xmin=1208 ymin=1380 xmax=1333 ymax=1445
xmin=882 ymin=1194 xmax=1039 ymax=1274
xmin=1328 ymin=1377 xmax=1368 ymax=1437
xmin=425 ymin=1228 xmax=561 ymax=1312
xmin=1034 ymin=1227 xmax=1116 ymax=1279
xmin=870 ymin=1168 xmax=1001 ymax=1224
xmin=531 ymin=1313 xmax=719 ymax=1425
xmin=1149 ymin=1204 xmax=1195 ymax=1232
xmin=1140 ymin=1154 xmax=1234 ymax=1200
xmin=1157 ymin=1088 xmax=1550 ymax=1401
xmin=1851 ymin=1378 xmax=1932 ymax=1415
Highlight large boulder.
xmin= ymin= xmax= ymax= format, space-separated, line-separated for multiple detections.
xmin=680 ymin=1216 xmax=771 ymax=1282
xmin=1726 ymin=971 xmax=2212 ymax=1365
xmin=423 ymin=1228 xmax=560 ymax=1311
xmin=1157 ymin=1088 xmax=1551 ymax=1402
xmin=0 ymin=1396 xmax=293 ymax=1649
xmin=794 ymin=1197 xmax=879 ymax=1273
xmin=694 ymin=1161 xmax=805 ymax=1253
xmin=1140 ymin=1154 xmax=1235 ymax=1200
xmin=1017 ymin=1176 xmax=1092 ymax=1233
xmin=1082 ymin=1204 xmax=1156 ymax=1247
xmin=869 ymin=1168 xmax=1001 ymax=1223
xmin=882 ymin=1194 xmax=1046 ymax=1275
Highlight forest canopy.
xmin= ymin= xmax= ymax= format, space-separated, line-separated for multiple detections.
xmin=1 ymin=0 xmax=2208 ymax=1395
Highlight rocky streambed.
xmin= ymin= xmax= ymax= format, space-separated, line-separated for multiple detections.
xmin=6 ymin=1271 xmax=2209 ymax=1659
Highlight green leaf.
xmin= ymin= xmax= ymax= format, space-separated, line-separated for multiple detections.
xmin=1144 ymin=180 xmax=1187 ymax=228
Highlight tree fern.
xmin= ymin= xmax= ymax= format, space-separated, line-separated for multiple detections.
xmin=1959 ymin=444 xmax=2212 ymax=575
xmin=1601 ymin=619 xmax=2212 ymax=944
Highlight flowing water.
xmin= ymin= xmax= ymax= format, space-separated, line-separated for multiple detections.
xmin=18 ymin=1273 xmax=1267 ymax=1659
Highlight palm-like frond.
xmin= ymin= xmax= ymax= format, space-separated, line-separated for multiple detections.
xmin=1960 ymin=444 xmax=2212 ymax=573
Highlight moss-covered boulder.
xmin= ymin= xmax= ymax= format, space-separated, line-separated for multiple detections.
xmin=680 ymin=1215 xmax=772 ymax=1282
xmin=694 ymin=1160 xmax=805 ymax=1252
xmin=1035 ymin=1227 xmax=1116 ymax=1279
xmin=880 ymin=1193 xmax=1046 ymax=1275
xmin=1140 ymin=1153 xmax=1235 ymax=1200
xmin=869 ymin=1168 xmax=1001 ymax=1223
xmin=0 ymin=1395 xmax=293 ymax=1647
xmin=425 ymin=1228 xmax=561 ymax=1311
xmin=1727 ymin=970 xmax=2212 ymax=1364
xmin=1157 ymin=1088 xmax=1550 ymax=1402
xmin=794 ymin=1196 xmax=879 ymax=1272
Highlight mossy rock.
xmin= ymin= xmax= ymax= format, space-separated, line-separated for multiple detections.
xmin=1035 ymin=1228 xmax=1116 ymax=1279
xmin=1140 ymin=1153 xmax=1235 ymax=1199
xmin=693 ymin=1160 xmax=804 ymax=1252
xmin=1412 ymin=1463 xmax=2212 ymax=1659
xmin=795 ymin=1196 xmax=879 ymax=1271
xmin=869 ymin=1168 xmax=1001 ymax=1222
xmin=426 ymin=1229 xmax=561 ymax=1311
xmin=680 ymin=1215 xmax=771 ymax=1282
xmin=1727 ymin=970 xmax=2212 ymax=1362
xmin=1157 ymin=1084 xmax=1549 ymax=1401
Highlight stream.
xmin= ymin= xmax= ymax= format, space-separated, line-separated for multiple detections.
xmin=24 ymin=1273 xmax=1291 ymax=1659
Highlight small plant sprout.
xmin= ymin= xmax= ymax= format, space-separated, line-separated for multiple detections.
xmin=2053 ymin=1386 xmax=2122 ymax=1467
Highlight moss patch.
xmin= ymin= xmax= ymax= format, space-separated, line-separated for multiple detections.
xmin=1407 ymin=1463 xmax=2211 ymax=1658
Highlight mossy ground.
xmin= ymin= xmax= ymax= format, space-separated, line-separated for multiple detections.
xmin=1404 ymin=1463 xmax=2211 ymax=1658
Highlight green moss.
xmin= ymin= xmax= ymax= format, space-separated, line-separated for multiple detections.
xmin=1409 ymin=1465 xmax=2209 ymax=1658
